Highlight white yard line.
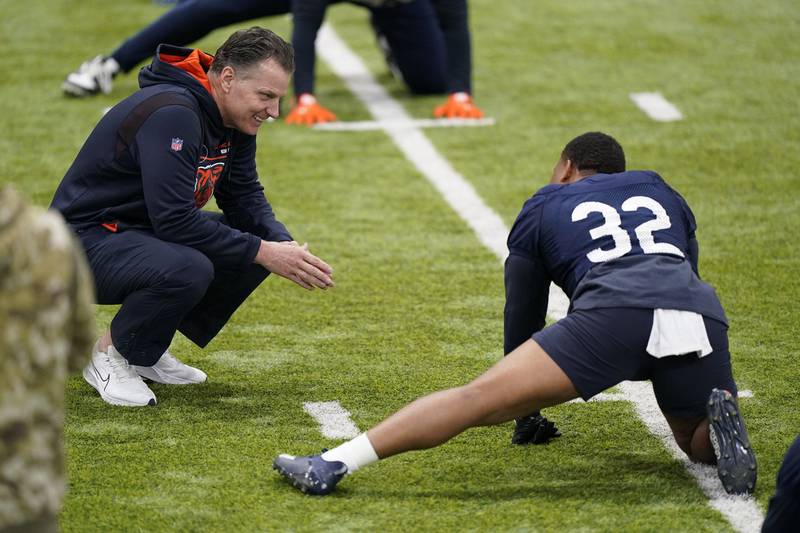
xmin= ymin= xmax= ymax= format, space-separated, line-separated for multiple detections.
xmin=313 ymin=117 xmax=496 ymax=131
xmin=303 ymin=401 xmax=361 ymax=439
xmin=630 ymin=92 xmax=684 ymax=122
xmin=317 ymin=24 xmax=762 ymax=532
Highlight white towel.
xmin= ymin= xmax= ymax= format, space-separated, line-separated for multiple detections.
xmin=646 ymin=309 xmax=713 ymax=358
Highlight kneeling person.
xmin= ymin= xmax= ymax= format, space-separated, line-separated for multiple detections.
xmin=51 ymin=28 xmax=334 ymax=407
xmin=273 ymin=132 xmax=756 ymax=496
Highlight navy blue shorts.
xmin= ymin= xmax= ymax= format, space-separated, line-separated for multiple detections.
xmin=533 ymin=307 xmax=737 ymax=418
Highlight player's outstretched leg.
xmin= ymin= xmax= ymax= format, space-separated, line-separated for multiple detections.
xmin=707 ymin=388 xmax=757 ymax=495
xmin=273 ymin=340 xmax=579 ymax=495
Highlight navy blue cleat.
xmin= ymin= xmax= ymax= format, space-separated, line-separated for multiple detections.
xmin=707 ymin=388 xmax=757 ymax=495
xmin=273 ymin=453 xmax=348 ymax=495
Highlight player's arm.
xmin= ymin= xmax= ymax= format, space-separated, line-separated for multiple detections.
xmin=503 ymin=253 xmax=549 ymax=355
xmin=214 ymin=133 xmax=292 ymax=243
xmin=503 ymin=197 xmax=560 ymax=445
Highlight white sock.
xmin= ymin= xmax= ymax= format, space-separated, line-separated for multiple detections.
xmin=321 ymin=433 xmax=379 ymax=474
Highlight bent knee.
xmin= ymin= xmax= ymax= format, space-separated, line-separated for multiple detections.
xmin=160 ymin=250 xmax=214 ymax=294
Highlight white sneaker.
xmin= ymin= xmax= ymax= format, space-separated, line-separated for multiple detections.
xmin=62 ymin=56 xmax=119 ymax=97
xmin=133 ymin=351 xmax=207 ymax=385
xmin=83 ymin=344 xmax=157 ymax=407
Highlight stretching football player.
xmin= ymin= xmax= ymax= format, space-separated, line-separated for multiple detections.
xmin=274 ymin=132 xmax=757 ymax=496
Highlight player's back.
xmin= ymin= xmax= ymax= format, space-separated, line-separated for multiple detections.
xmin=509 ymin=170 xmax=726 ymax=322
xmin=537 ymin=170 xmax=694 ymax=295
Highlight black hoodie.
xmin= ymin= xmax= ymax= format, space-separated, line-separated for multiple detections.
xmin=51 ymin=45 xmax=291 ymax=271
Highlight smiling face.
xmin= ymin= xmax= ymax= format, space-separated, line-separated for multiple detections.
xmin=212 ymin=58 xmax=290 ymax=135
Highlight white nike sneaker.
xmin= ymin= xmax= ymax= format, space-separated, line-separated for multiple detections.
xmin=83 ymin=344 xmax=157 ymax=407
xmin=133 ymin=351 xmax=207 ymax=385
xmin=62 ymin=56 xmax=119 ymax=97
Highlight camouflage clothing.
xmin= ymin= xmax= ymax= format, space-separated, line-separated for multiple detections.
xmin=0 ymin=187 xmax=95 ymax=530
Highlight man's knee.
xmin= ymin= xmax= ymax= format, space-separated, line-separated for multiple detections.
xmin=160 ymin=249 xmax=215 ymax=299
xmin=666 ymin=414 xmax=715 ymax=464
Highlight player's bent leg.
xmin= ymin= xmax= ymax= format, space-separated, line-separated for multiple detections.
xmin=367 ymin=339 xmax=579 ymax=459
xmin=652 ymin=316 xmax=755 ymax=494
xmin=663 ymin=413 xmax=714 ymax=464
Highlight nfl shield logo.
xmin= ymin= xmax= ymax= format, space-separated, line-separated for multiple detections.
xmin=170 ymin=137 xmax=184 ymax=151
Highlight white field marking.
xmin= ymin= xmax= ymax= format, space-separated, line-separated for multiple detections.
xmin=303 ymin=401 xmax=360 ymax=439
xmin=567 ymin=392 xmax=627 ymax=404
xmin=318 ymin=24 xmax=762 ymax=531
xmin=313 ymin=117 xmax=496 ymax=132
xmin=317 ymin=24 xmax=570 ymax=315
xmin=629 ymin=92 xmax=684 ymax=122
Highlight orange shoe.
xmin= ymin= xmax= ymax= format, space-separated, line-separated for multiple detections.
xmin=285 ymin=93 xmax=337 ymax=125
xmin=434 ymin=92 xmax=484 ymax=119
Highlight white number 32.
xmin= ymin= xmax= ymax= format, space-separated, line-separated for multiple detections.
xmin=571 ymin=196 xmax=684 ymax=263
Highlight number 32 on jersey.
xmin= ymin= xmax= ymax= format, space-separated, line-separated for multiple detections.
xmin=571 ymin=195 xmax=684 ymax=263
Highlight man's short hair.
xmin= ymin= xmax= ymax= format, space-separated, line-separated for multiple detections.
xmin=563 ymin=132 xmax=626 ymax=174
xmin=210 ymin=27 xmax=294 ymax=75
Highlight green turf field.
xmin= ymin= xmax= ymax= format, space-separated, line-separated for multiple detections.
xmin=2 ymin=0 xmax=799 ymax=531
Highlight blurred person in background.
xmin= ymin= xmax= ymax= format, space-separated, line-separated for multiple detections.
xmin=287 ymin=0 xmax=483 ymax=124
xmin=62 ymin=0 xmax=482 ymax=121
xmin=0 ymin=186 xmax=95 ymax=533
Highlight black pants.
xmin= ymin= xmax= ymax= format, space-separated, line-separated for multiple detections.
xmin=77 ymin=214 xmax=269 ymax=366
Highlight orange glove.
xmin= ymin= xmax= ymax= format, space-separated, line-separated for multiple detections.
xmin=285 ymin=93 xmax=337 ymax=125
xmin=434 ymin=92 xmax=484 ymax=119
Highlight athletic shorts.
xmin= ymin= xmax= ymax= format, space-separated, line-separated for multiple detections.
xmin=532 ymin=307 xmax=737 ymax=418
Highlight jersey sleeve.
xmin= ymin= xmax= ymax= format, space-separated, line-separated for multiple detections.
xmin=506 ymin=196 xmax=545 ymax=259
xmin=504 ymin=195 xmax=550 ymax=353
xmin=135 ymin=105 xmax=261 ymax=270
xmin=504 ymin=253 xmax=550 ymax=354
xmin=214 ymin=133 xmax=292 ymax=242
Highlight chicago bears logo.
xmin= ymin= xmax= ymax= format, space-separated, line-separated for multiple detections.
xmin=194 ymin=162 xmax=225 ymax=207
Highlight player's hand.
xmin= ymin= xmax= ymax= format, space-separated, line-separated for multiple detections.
xmin=434 ymin=92 xmax=484 ymax=119
xmin=285 ymin=93 xmax=337 ymax=125
xmin=255 ymin=240 xmax=334 ymax=290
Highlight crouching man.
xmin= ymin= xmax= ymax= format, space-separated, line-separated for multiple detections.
xmin=51 ymin=27 xmax=334 ymax=407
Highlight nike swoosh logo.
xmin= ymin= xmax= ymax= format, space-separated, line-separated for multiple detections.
xmin=92 ymin=362 xmax=111 ymax=390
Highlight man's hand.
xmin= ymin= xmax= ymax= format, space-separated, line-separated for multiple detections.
xmin=434 ymin=92 xmax=484 ymax=119
xmin=255 ymin=240 xmax=334 ymax=290
xmin=285 ymin=93 xmax=337 ymax=126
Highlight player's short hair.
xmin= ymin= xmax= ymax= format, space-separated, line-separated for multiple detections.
xmin=563 ymin=132 xmax=626 ymax=174
xmin=210 ymin=27 xmax=294 ymax=76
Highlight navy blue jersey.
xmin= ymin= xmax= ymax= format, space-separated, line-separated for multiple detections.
xmin=503 ymin=170 xmax=726 ymax=354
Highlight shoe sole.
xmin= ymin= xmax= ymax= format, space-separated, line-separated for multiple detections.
xmin=707 ymin=389 xmax=757 ymax=495
xmin=133 ymin=365 xmax=207 ymax=385
xmin=82 ymin=365 xmax=156 ymax=407
xmin=62 ymin=80 xmax=99 ymax=98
